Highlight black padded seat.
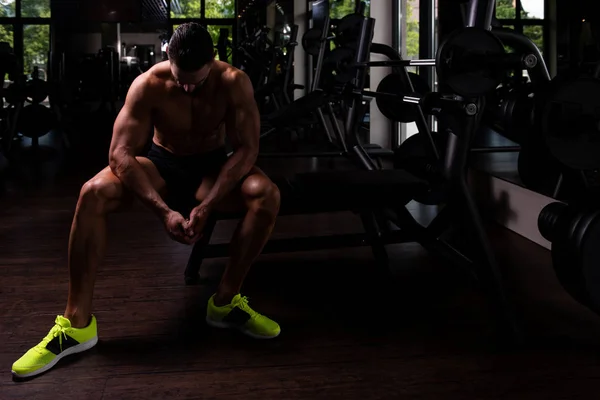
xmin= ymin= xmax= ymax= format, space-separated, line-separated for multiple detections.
xmin=213 ymin=169 xmax=429 ymax=219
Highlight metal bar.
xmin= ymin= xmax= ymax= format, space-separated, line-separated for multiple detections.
xmin=326 ymin=102 xmax=348 ymax=153
xmin=315 ymin=107 xmax=334 ymax=144
xmin=311 ymin=15 xmax=330 ymax=92
xmin=465 ymin=0 xmax=495 ymax=30
xmin=492 ymin=29 xmax=551 ymax=84
xmin=345 ymin=17 xmax=378 ymax=171
xmin=363 ymin=59 xmax=436 ymax=67
xmin=202 ymin=230 xmax=417 ymax=259
xmin=282 ymin=24 xmax=299 ymax=104
xmin=391 ymin=0 xmax=400 ymax=150
xmin=470 ymin=146 xmax=521 ymax=153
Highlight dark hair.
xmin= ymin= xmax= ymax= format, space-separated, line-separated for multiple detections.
xmin=168 ymin=23 xmax=215 ymax=71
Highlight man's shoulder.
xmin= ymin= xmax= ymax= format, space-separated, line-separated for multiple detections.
xmin=145 ymin=61 xmax=172 ymax=88
xmin=130 ymin=62 xmax=171 ymax=98
xmin=217 ymin=62 xmax=248 ymax=88
xmin=216 ymin=62 xmax=252 ymax=99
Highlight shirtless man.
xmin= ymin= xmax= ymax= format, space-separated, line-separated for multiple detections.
xmin=12 ymin=23 xmax=281 ymax=379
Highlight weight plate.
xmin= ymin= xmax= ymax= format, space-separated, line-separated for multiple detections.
xmin=25 ymin=79 xmax=49 ymax=104
xmin=302 ymin=28 xmax=322 ymax=56
xmin=436 ymin=27 xmax=505 ymax=97
xmin=17 ymin=103 xmax=57 ymax=138
xmin=538 ymin=75 xmax=600 ymax=171
xmin=321 ymin=47 xmax=356 ymax=85
xmin=375 ymin=72 xmax=431 ymax=123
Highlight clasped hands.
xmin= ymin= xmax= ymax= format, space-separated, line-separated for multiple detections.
xmin=164 ymin=205 xmax=210 ymax=245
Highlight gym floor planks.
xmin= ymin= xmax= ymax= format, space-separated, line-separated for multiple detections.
xmin=2 ymin=137 xmax=600 ymax=399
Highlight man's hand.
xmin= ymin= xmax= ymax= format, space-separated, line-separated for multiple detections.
xmin=164 ymin=210 xmax=198 ymax=245
xmin=185 ymin=205 xmax=210 ymax=242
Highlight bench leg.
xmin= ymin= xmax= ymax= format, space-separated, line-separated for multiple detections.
xmin=455 ymin=179 xmax=522 ymax=345
xmin=184 ymin=217 xmax=218 ymax=285
xmin=360 ymin=211 xmax=390 ymax=277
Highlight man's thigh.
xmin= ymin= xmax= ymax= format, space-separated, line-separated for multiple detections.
xmin=193 ymin=166 xmax=271 ymax=213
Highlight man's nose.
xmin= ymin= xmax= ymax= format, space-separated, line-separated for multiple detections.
xmin=183 ymin=84 xmax=195 ymax=93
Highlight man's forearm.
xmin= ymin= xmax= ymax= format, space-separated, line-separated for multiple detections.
xmin=200 ymin=149 xmax=256 ymax=211
xmin=110 ymin=154 xmax=170 ymax=218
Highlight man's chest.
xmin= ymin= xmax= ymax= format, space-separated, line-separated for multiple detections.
xmin=154 ymin=90 xmax=228 ymax=135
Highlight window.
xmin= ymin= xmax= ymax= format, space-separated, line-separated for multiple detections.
xmin=23 ymin=24 xmax=49 ymax=80
xmin=0 ymin=24 xmax=14 ymax=82
xmin=330 ymin=0 xmax=356 ymax=19
xmin=523 ymin=25 xmax=543 ymax=52
xmin=496 ymin=0 xmax=545 ymax=53
xmin=0 ymin=24 xmax=13 ymax=48
xmin=205 ymin=0 xmax=235 ymax=19
xmin=521 ymin=0 xmax=544 ymax=19
xmin=207 ymin=25 xmax=232 ymax=63
xmin=21 ymin=0 xmax=51 ymax=18
xmin=170 ymin=0 xmax=200 ymax=18
xmin=496 ymin=0 xmax=516 ymax=19
xmin=0 ymin=0 xmax=16 ymax=18
xmin=405 ymin=0 xmax=419 ymax=71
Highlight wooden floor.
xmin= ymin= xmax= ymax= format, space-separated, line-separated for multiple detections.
xmin=2 ymin=137 xmax=600 ymax=399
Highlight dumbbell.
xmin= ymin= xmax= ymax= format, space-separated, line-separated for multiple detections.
xmin=538 ymin=202 xmax=600 ymax=314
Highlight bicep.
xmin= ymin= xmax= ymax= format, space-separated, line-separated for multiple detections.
xmin=110 ymin=79 xmax=153 ymax=158
xmin=226 ymin=73 xmax=260 ymax=151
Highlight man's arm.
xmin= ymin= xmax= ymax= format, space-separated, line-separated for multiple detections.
xmin=109 ymin=74 xmax=170 ymax=219
xmin=199 ymin=71 xmax=260 ymax=212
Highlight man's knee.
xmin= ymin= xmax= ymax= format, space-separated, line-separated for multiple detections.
xmin=242 ymin=174 xmax=280 ymax=216
xmin=78 ymin=174 xmax=124 ymax=214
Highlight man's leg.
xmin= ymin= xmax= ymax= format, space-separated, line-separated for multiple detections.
xmin=64 ymin=158 xmax=166 ymax=327
xmin=195 ymin=167 xmax=281 ymax=337
xmin=12 ymin=158 xmax=165 ymax=379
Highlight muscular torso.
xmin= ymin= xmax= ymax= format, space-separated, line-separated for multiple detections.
xmin=148 ymin=61 xmax=231 ymax=155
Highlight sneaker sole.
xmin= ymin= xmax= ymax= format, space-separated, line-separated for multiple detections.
xmin=205 ymin=316 xmax=280 ymax=339
xmin=12 ymin=335 xmax=99 ymax=379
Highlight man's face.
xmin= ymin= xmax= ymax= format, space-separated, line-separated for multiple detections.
xmin=170 ymin=62 xmax=211 ymax=94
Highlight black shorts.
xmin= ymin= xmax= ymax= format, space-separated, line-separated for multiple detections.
xmin=147 ymin=142 xmax=228 ymax=216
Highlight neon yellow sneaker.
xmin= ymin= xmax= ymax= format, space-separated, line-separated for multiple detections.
xmin=206 ymin=294 xmax=281 ymax=339
xmin=12 ymin=315 xmax=98 ymax=378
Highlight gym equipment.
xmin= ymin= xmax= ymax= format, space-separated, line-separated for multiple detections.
xmin=321 ymin=47 xmax=356 ymax=85
xmin=538 ymin=75 xmax=600 ymax=173
xmin=16 ymin=104 xmax=57 ymax=139
xmin=375 ymin=72 xmax=432 ymax=122
xmin=302 ymin=28 xmax=323 ymax=56
xmin=516 ymin=74 xmax=600 ymax=200
xmin=186 ymin=11 xmax=523 ymax=345
xmin=436 ymin=28 xmax=506 ymax=97
xmin=486 ymin=79 xmax=534 ymax=145
xmin=539 ymin=202 xmax=600 ymax=314
xmin=216 ymin=28 xmax=232 ymax=63
xmin=334 ymin=13 xmax=367 ymax=49
xmin=325 ymin=27 xmax=538 ymax=98
xmin=393 ymin=132 xmax=448 ymax=205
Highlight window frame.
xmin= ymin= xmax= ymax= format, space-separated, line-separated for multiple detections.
xmin=495 ymin=0 xmax=546 ymax=53
xmin=0 ymin=0 xmax=51 ymax=80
